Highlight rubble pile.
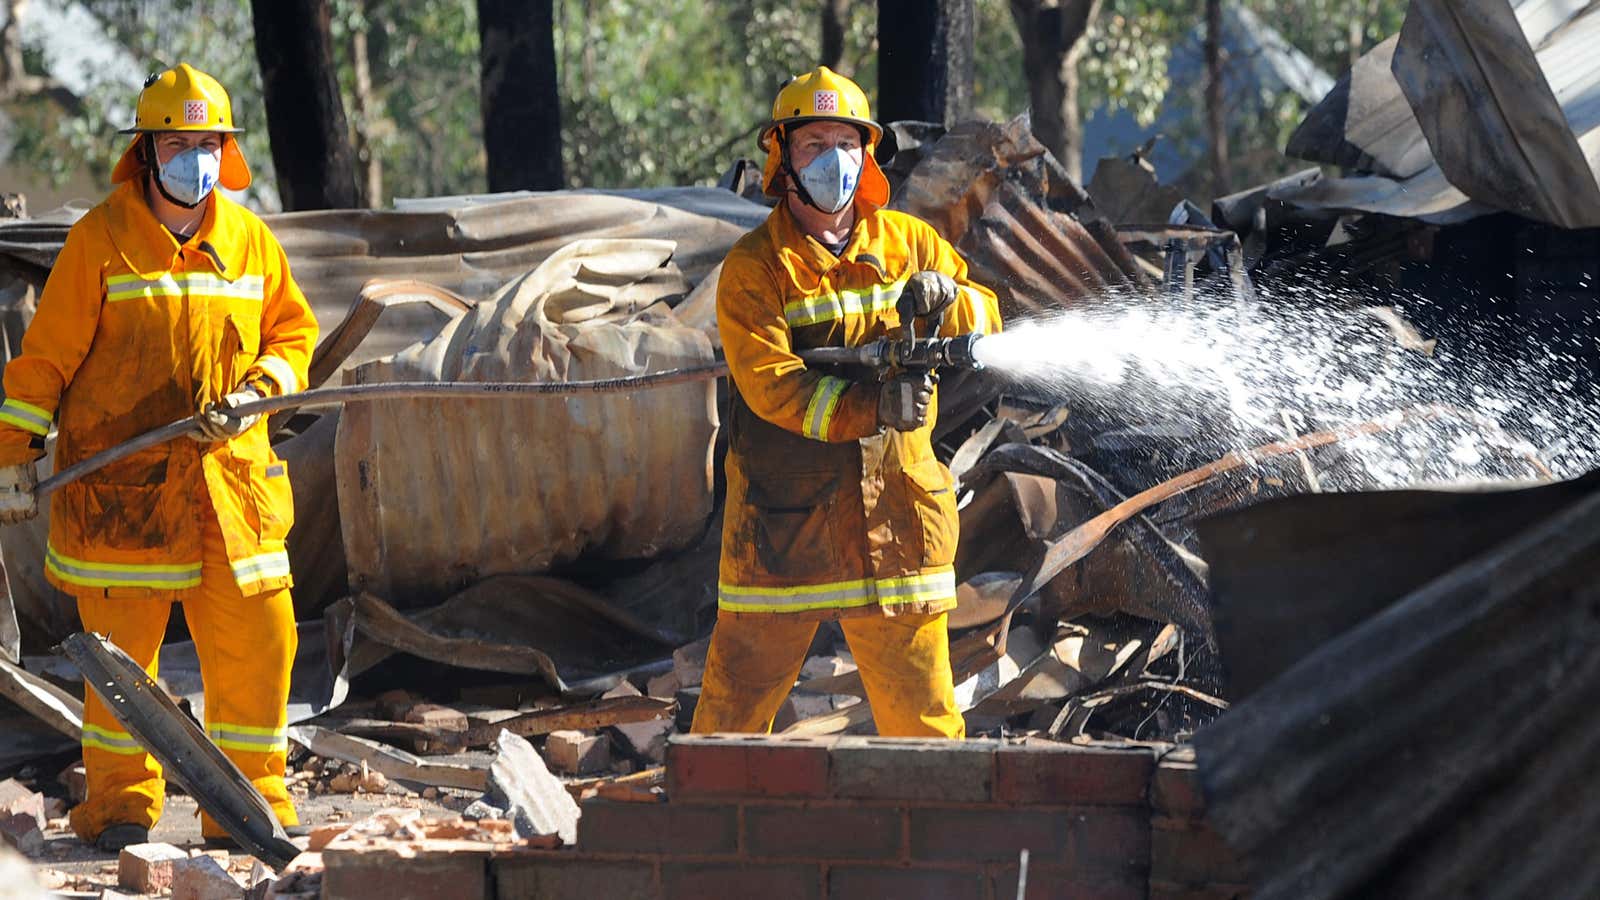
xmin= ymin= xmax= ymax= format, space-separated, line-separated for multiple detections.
xmin=0 ymin=111 xmax=1291 ymax=822
xmin=5 ymin=3 xmax=1600 ymax=891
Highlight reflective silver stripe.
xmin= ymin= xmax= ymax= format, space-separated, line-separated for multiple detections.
xmin=82 ymin=724 xmax=145 ymax=755
xmin=106 ymin=273 xmax=265 ymax=302
xmin=801 ymin=376 xmax=849 ymax=441
xmin=105 ymin=274 xmax=182 ymax=301
xmin=186 ymin=274 xmax=265 ymax=298
xmin=207 ymin=725 xmax=288 ymax=752
xmin=718 ymin=568 xmax=958 ymax=613
xmin=784 ymin=280 xmax=906 ymax=328
xmin=718 ymin=578 xmax=877 ymax=612
xmin=255 ymin=356 xmax=297 ymax=395
xmin=46 ymin=546 xmax=202 ymax=589
xmin=874 ymin=570 xmax=958 ymax=601
xmin=0 ymin=398 xmax=51 ymax=435
xmin=231 ymin=551 xmax=291 ymax=583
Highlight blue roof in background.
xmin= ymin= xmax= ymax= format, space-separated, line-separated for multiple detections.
xmin=1081 ymin=5 xmax=1334 ymax=182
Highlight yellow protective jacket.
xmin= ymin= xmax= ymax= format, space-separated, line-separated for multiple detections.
xmin=0 ymin=180 xmax=317 ymax=597
xmin=716 ymin=201 xmax=1001 ymax=619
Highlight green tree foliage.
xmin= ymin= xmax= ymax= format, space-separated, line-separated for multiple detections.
xmin=1071 ymin=0 xmax=1406 ymax=198
xmin=6 ymin=0 xmax=1411 ymax=205
xmin=555 ymin=0 xmax=875 ymax=188
xmin=329 ymin=0 xmax=483 ymax=202
xmin=11 ymin=0 xmax=280 ymax=206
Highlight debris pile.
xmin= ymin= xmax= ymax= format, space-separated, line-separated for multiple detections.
xmin=4 ymin=5 xmax=1599 ymax=891
xmin=0 ymin=104 xmax=1412 ymax=804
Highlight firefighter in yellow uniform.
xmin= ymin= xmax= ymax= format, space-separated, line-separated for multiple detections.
xmin=0 ymin=64 xmax=316 ymax=850
xmin=692 ymin=67 xmax=1001 ymax=738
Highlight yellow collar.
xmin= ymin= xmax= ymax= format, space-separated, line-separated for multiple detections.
xmin=102 ymin=179 xmax=248 ymax=280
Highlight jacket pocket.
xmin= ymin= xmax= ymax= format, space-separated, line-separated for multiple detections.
xmin=904 ymin=457 xmax=959 ymax=568
xmin=220 ymin=312 xmax=260 ymax=392
xmin=60 ymin=449 xmax=174 ymax=554
xmin=745 ymin=471 xmax=840 ymax=578
xmin=240 ymin=458 xmax=295 ymax=542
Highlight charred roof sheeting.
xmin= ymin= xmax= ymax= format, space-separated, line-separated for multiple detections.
xmin=1278 ymin=0 xmax=1600 ymax=229
xmin=1394 ymin=0 xmax=1600 ymax=229
xmin=958 ymin=180 xmax=1143 ymax=321
xmin=1286 ymin=36 xmax=1434 ymax=180
xmin=334 ymin=240 xmax=719 ymax=608
xmin=1196 ymin=472 xmax=1600 ymax=900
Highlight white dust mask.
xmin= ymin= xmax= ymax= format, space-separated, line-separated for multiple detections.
xmin=157 ymin=146 xmax=221 ymax=208
xmin=797 ymin=147 xmax=862 ymax=214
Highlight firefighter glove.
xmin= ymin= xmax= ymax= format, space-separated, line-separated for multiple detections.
xmin=878 ymin=372 xmax=935 ymax=432
xmin=905 ymin=271 xmax=959 ymax=318
xmin=193 ymin=384 xmax=263 ymax=442
xmin=0 ymin=462 xmax=38 ymax=525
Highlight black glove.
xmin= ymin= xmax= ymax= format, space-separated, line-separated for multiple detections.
xmin=877 ymin=372 xmax=935 ymax=432
xmin=904 ymin=271 xmax=959 ymax=318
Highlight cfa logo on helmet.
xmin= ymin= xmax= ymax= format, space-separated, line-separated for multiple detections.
xmin=184 ymin=100 xmax=208 ymax=124
xmin=813 ymin=90 xmax=838 ymax=113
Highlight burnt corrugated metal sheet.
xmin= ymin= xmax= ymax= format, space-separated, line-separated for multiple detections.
xmin=1194 ymin=471 xmax=1600 ymax=900
xmin=960 ymin=180 xmax=1142 ymax=320
xmin=1286 ymin=36 xmax=1434 ymax=180
xmin=1278 ymin=0 xmax=1600 ymax=229
xmin=1394 ymin=0 xmax=1600 ymax=229
xmin=1268 ymin=167 xmax=1489 ymax=226
xmin=887 ymin=115 xmax=1151 ymax=318
xmin=335 ymin=240 xmax=718 ymax=606
xmin=0 ymin=189 xmax=762 ymax=360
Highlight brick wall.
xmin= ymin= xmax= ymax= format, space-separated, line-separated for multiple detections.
xmin=325 ymin=735 xmax=1250 ymax=900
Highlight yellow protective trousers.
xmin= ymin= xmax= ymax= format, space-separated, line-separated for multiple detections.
xmin=690 ymin=610 xmax=965 ymax=739
xmin=68 ymin=515 xmax=299 ymax=842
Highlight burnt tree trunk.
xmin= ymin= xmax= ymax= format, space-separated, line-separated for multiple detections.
xmin=250 ymin=0 xmax=361 ymax=210
xmin=1009 ymin=0 xmax=1101 ymax=184
xmin=477 ymin=0 xmax=563 ymax=191
xmin=1204 ymin=0 xmax=1229 ymax=196
xmin=821 ymin=0 xmax=849 ymax=70
xmin=877 ymin=0 xmax=974 ymax=126
xmin=349 ymin=0 xmax=383 ymax=207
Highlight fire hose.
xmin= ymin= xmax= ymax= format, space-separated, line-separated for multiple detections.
xmin=33 ymin=362 xmax=730 ymax=501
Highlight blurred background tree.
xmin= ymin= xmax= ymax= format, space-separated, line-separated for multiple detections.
xmin=0 ymin=0 xmax=1407 ymax=212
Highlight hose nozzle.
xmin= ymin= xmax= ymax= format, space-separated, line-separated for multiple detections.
xmin=798 ymin=333 xmax=986 ymax=373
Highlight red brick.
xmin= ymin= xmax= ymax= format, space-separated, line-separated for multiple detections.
xmin=57 ymin=763 xmax=87 ymax=804
xmin=544 ymin=730 xmax=610 ymax=775
xmin=994 ymin=742 xmax=1155 ymax=806
xmin=827 ymin=865 xmax=987 ymax=900
xmin=661 ymin=862 xmax=820 ymax=900
xmin=830 ymin=737 xmax=996 ymax=802
xmin=577 ymin=798 xmax=737 ymax=855
xmin=1150 ymin=818 xmax=1250 ymax=887
xmin=404 ymin=703 xmax=468 ymax=731
xmin=118 ymin=842 xmax=189 ymax=893
xmin=0 ymin=778 xmax=44 ymax=855
xmin=910 ymin=808 xmax=1073 ymax=864
xmin=323 ymin=850 xmax=489 ymax=900
xmin=1151 ymin=759 xmax=1207 ymax=820
xmin=494 ymin=856 xmax=657 ymax=899
xmin=169 ymin=855 xmax=245 ymax=900
xmin=743 ymin=805 xmax=903 ymax=860
xmin=992 ymin=864 xmax=1146 ymax=900
xmin=667 ymin=734 xmax=833 ymax=800
xmin=1066 ymin=806 xmax=1150 ymax=877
